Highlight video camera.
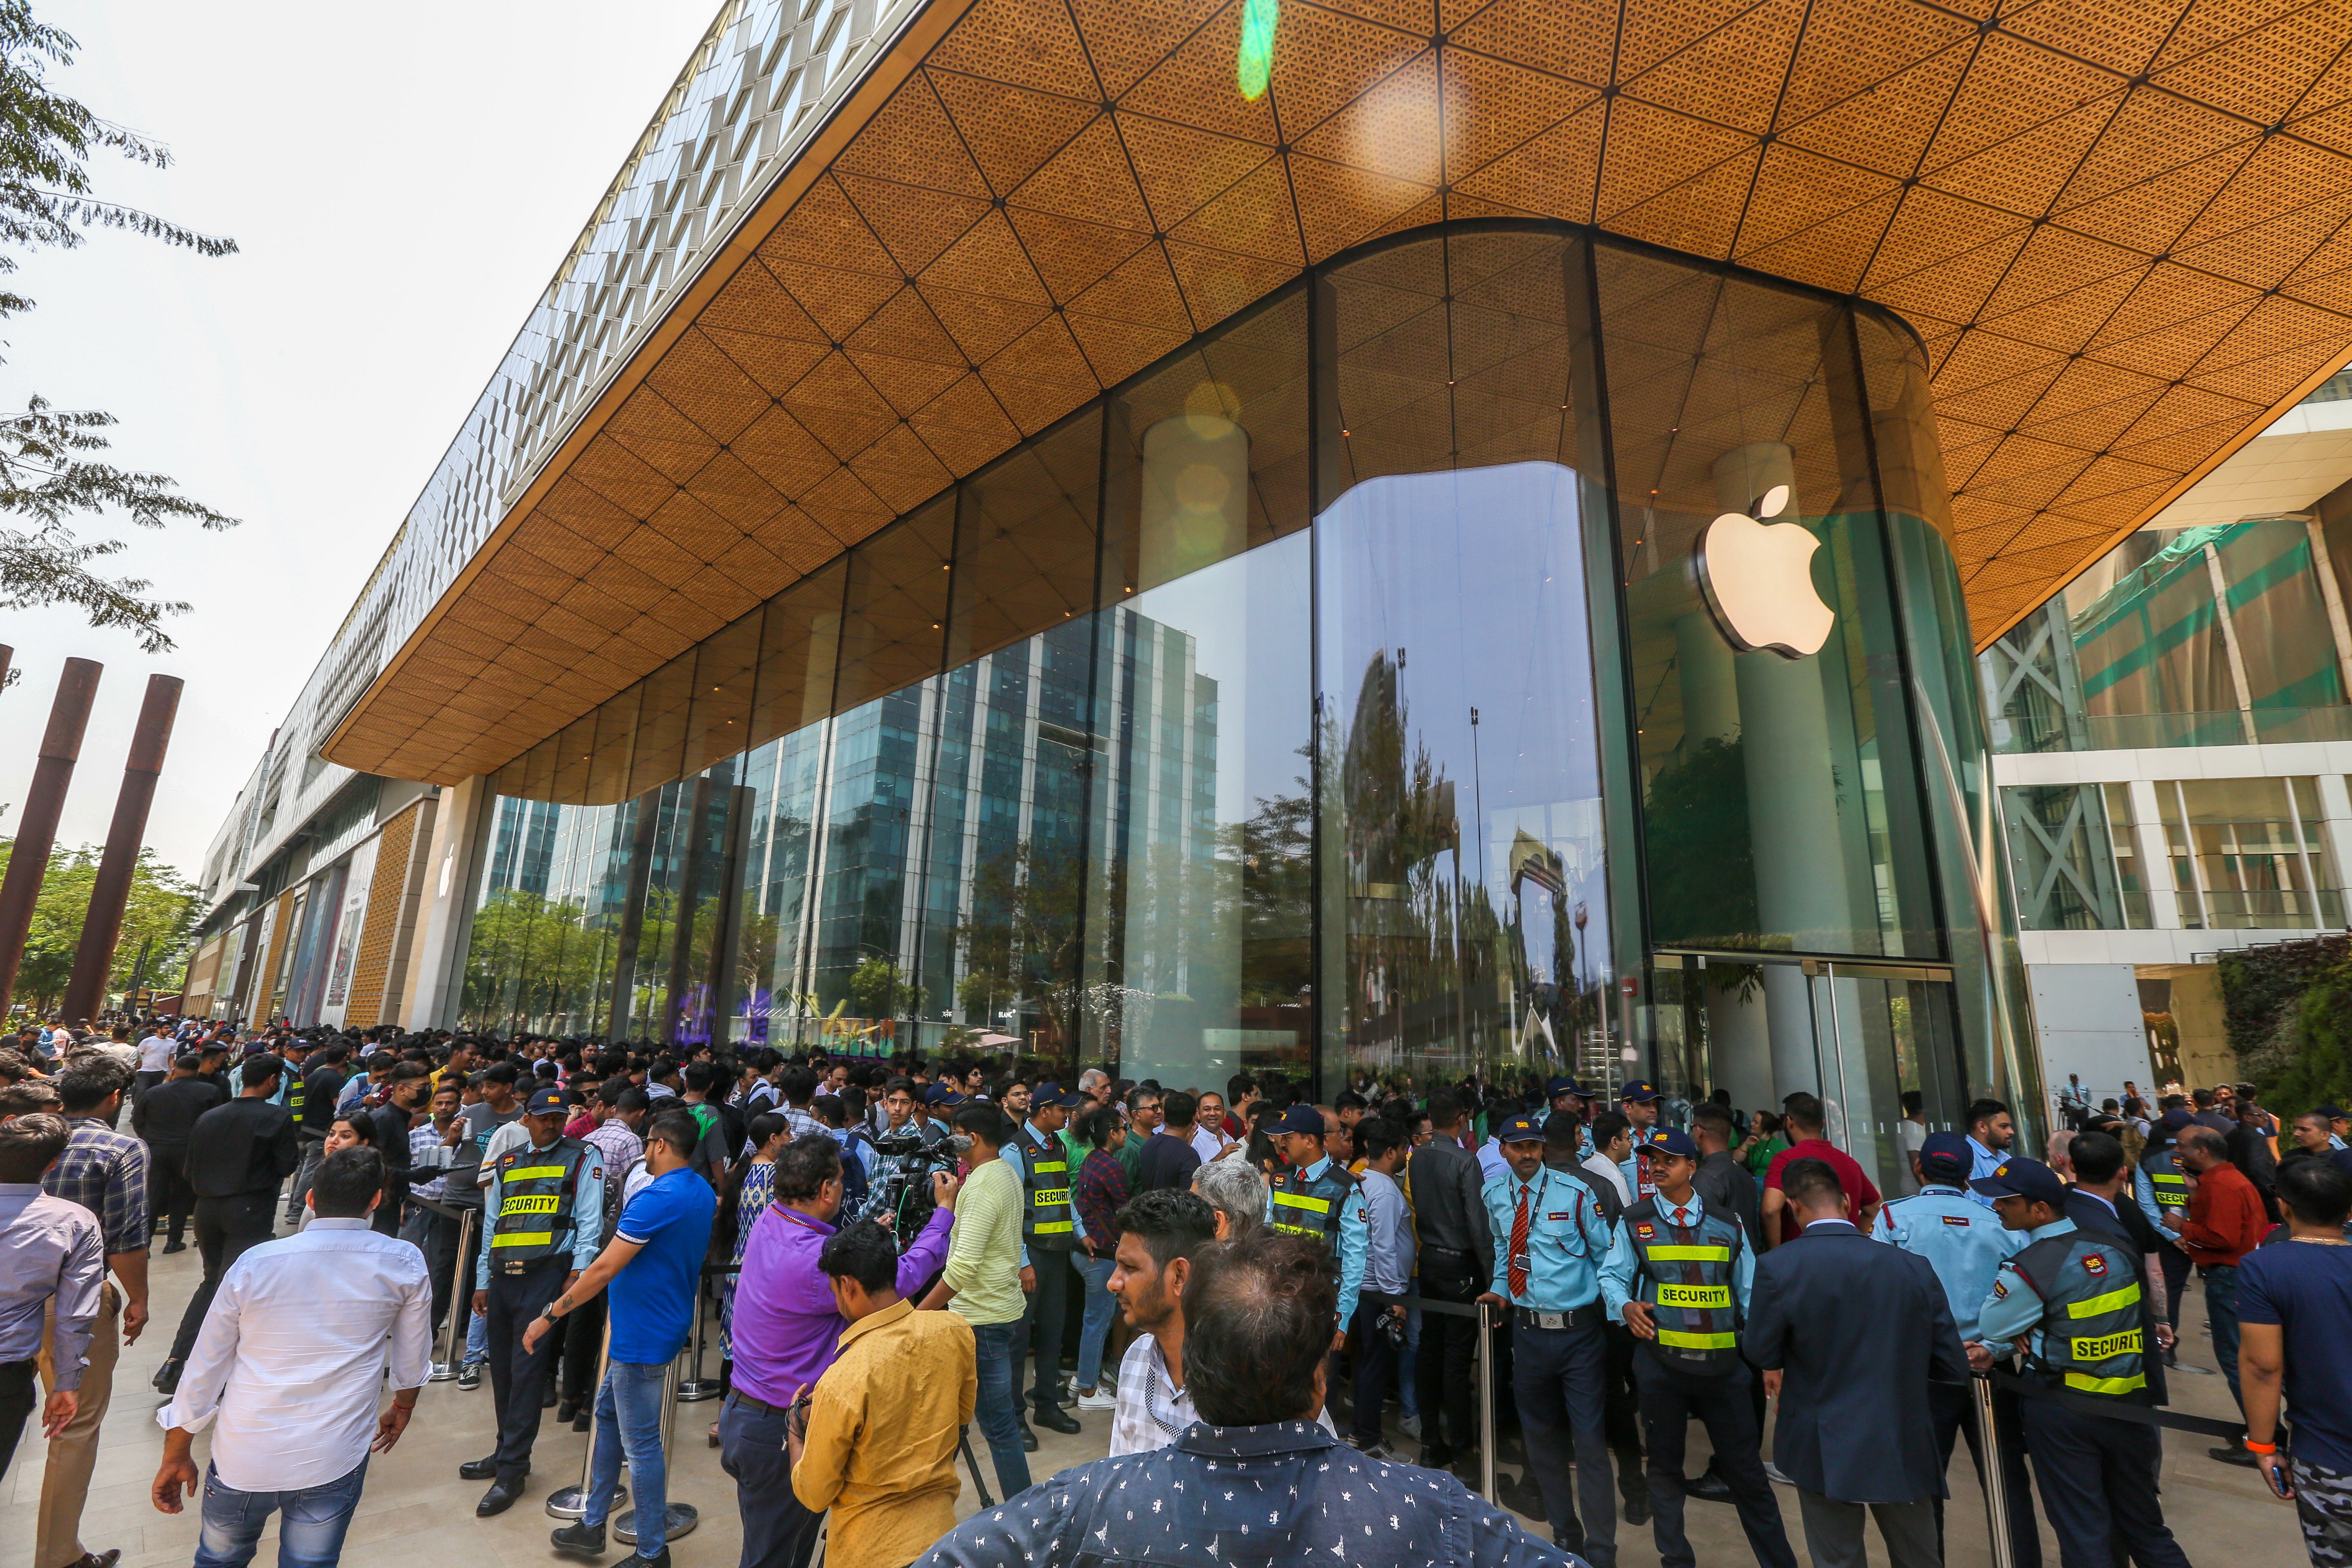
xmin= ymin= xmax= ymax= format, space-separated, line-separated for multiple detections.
xmin=858 ymin=1127 xmax=971 ymax=1246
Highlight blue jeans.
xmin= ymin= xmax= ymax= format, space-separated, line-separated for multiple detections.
xmin=2202 ymin=1262 xmax=2243 ymax=1412
xmin=1401 ymin=1304 xmax=1422 ymax=1419
xmin=970 ymin=1320 xmax=1033 ymax=1499
xmin=194 ymin=1458 xmax=368 ymax=1568
xmin=586 ymin=1361 xmax=670 ymax=1556
xmin=1074 ymin=1254 xmax=1118 ymax=1391
xmin=465 ymin=1303 xmax=488 ymax=1364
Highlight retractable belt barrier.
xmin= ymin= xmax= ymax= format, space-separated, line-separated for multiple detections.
xmin=1987 ymin=1368 xmax=2247 ymax=1439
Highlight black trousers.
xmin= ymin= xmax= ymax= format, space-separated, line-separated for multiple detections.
xmin=2018 ymin=1398 xmax=2192 ymax=1568
xmin=424 ymin=1205 xmax=486 ymax=1341
xmin=718 ymin=1392 xmax=823 ymax=1568
xmin=1016 ymin=1249 xmax=1074 ymax=1414
xmin=1630 ymin=1347 xmax=1795 ymax=1568
xmin=1350 ymin=1293 xmax=1404 ymax=1443
xmin=1414 ymin=1275 xmax=1481 ymax=1454
xmin=2155 ymin=1243 xmax=2189 ymax=1333
xmin=169 ymin=1192 xmax=277 ymax=1363
xmin=1599 ymin=1322 xmax=1646 ymax=1503
xmin=1927 ymin=1376 xmax=2042 ymax=1568
xmin=147 ymin=1149 xmax=195 ymax=1245
xmin=0 ymin=1358 xmax=36 ymax=1483
xmin=560 ymin=1294 xmax=609 ymax=1405
xmin=485 ymin=1260 xmax=570 ymax=1478
xmin=1513 ymin=1317 xmax=1617 ymax=1566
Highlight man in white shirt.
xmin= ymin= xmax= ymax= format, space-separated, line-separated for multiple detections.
xmin=1583 ymin=1111 xmax=1633 ymax=1206
xmin=1189 ymin=1092 xmax=1229 ymax=1165
xmin=150 ymin=1146 xmax=432 ymax=1567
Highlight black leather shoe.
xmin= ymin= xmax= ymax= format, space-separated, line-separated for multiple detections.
xmin=1623 ymin=1488 xmax=1651 ymax=1525
xmin=1032 ymin=1403 xmax=1082 ymax=1434
xmin=151 ymin=1359 xmax=182 ymax=1396
xmin=572 ymin=1409 xmax=592 ymax=1433
xmin=2209 ymin=1444 xmax=2258 ymax=1468
xmin=459 ymin=1455 xmax=518 ymax=1481
xmin=1020 ymin=1421 xmax=1039 ymax=1453
xmin=630 ymin=1551 xmax=670 ymax=1568
xmin=476 ymin=1477 xmax=526 ymax=1516
xmin=1685 ymin=1468 xmax=1736 ymax=1503
xmin=550 ymin=1521 xmax=606 ymax=1557
xmin=161 ymin=1240 xmax=187 ymax=1254
xmin=558 ymin=1398 xmax=580 ymax=1425
xmin=542 ymin=1382 xmax=559 ymax=1408
xmin=1419 ymin=1441 xmax=1455 ymax=1470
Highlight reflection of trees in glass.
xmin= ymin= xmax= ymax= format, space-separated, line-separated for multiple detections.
xmin=463 ymin=886 xmax=612 ymax=1034
xmin=1643 ymin=737 xmax=1759 ymax=949
xmin=956 ymin=840 xmax=1086 ymax=1050
xmin=848 ymin=955 xmax=926 ymax=1017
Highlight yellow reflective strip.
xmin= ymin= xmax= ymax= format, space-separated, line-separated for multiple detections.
xmin=2072 ymin=1329 xmax=2143 ymax=1361
xmin=1031 ymin=1221 xmax=1074 ymax=1234
xmin=1273 ymin=1192 xmax=1332 ymax=1214
xmin=2064 ymin=1370 xmax=2147 ymax=1396
xmin=491 ymin=1231 xmax=552 ymax=1248
xmin=1269 ymin=1221 xmax=1318 ymax=1236
xmin=2068 ymin=1283 xmax=2142 ymax=1318
xmin=1655 ymin=1283 xmax=1732 ymax=1310
xmin=1657 ymin=1330 xmax=1738 ymax=1350
xmin=1030 ymin=1160 xmax=1067 ymax=1173
xmin=1647 ymin=1245 xmax=1731 ymax=1262
xmin=504 ymin=1165 xmax=568 ymax=1182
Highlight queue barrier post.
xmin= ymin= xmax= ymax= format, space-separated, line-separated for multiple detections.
xmin=676 ymin=1269 xmax=723 ymax=1402
xmin=1972 ymin=1372 xmax=2015 ymax=1568
xmin=614 ymin=1335 xmax=700 ymax=1543
xmin=429 ymin=1204 xmax=477 ymax=1382
xmin=1475 ymin=1299 xmax=1497 ymax=1506
xmin=547 ymin=1318 xmax=625 ymax=1519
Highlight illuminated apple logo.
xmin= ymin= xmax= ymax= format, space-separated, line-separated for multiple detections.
xmin=1694 ymin=483 xmax=1834 ymax=659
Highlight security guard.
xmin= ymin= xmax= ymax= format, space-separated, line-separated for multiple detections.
xmin=1598 ymin=1129 xmax=1794 ymax=1568
xmin=1873 ymin=1132 xmax=2039 ymax=1568
xmin=2132 ymin=1107 xmax=2194 ymax=1357
xmin=1266 ymin=1102 xmax=1370 ymax=1328
xmin=1480 ymin=1111 xmax=1620 ymax=1567
xmin=1537 ymin=1076 xmax=1597 ymax=1154
xmin=1617 ymin=1082 xmax=1667 ymax=1201
xmin=464 ymin=1085 xmax=604 ymax=1515
xmin=1005 ymin=1082 xmax=1085 ymax=1435
xmin=1975 ymin=1157 xmax=2192 ymax=1568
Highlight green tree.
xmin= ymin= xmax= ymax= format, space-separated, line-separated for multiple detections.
xmin=0 ymin=0 xmax=238 ymax=650
xmin=847 ymin=953 xmax=924 ymax=1018
xmin=0 ymin=837 xmax=198 ymax=1016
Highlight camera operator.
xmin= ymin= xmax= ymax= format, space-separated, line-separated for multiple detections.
xmin=722 ymin=1134 xmax=957 ymax=1568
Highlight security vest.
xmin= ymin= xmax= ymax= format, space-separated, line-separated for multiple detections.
xmin=2140 ymin=1143 xmax=2188 ymax=1222
xmin=1622 ymin=1195 xmax=1746 ymax=1373
xmin=488 ymin=1136 xmax=593 ymax=1266
xmin=285 ymin=1073 xmax=305 ymax=1121
xmin=1016 ymin=1126 xmax=1077 ymax=1252
xmin=2011 ymin=1229 xmax=2151 ymax=1402
xmin=1270 ymin=1160 xmax=1359 ymax=1246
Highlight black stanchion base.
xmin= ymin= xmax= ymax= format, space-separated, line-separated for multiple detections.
xmin=614 ymin=1503 xmax=697 ymax=1544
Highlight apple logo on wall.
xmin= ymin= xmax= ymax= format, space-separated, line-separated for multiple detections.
xmin=1693 ymin=483 xmax=1835 ymax=659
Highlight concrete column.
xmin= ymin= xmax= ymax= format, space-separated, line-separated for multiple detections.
xmin=2315 ymin=773 xmax=2352 ymax=911
xmin=401 ymin=776 xmax=490 ymax=1029
xmin=2127 ymin=777 xmax=2183 ymax=929
xmin=62 ymin=675 xmax=182 ymax=1022
xmin=0 ymin=659 xmax=100 ymax=1014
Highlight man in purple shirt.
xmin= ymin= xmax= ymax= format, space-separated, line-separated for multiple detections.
xmin=719 ymin=1133 xmax=958 ymax=1568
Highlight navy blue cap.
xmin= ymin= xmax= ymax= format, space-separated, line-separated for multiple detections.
xmin=1031 ymin=1082 xmax=1080 ymax=1110
xmin=1918 ymin=1131 xmax=1974 ymax=1183
xmin=1636 ymin=1127 xmax=1698 ymax=1158
xmin=526 ymin=1087 xmax=568 ymax=1116
xmin=2318 ymin=1105 xmax=2346 ymax=1120
xmin=1496 ymin=1113 xmax=1546 ymax=1144
xmin=1546 ymin=1076 xmax=1588 ymax=1099
xmin=2156 ymin=1108 xmax=2195 ymax=1131
xmin=1970 ymin=1155 xmax=2068 ymax=1206
xmin=924 ymin=1084 xmax=964 ymax=1106
xmin=1619 ymin=1080 xmax=1662 ymax=1103
xmin=1270 ymin=1104 xmax=1327 ymax=1137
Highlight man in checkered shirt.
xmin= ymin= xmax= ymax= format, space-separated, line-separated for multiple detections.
xmin=39 ymin=1052 xmax=151 ymax=1568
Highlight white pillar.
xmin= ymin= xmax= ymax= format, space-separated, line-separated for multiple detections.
xmin=2127 ymin=777 xmax=2183 ymax=930
xmin=2316 ymin=772 xmax=2352 ymax=909
xmin=402 ymin=776 xmax=490 ymax=1030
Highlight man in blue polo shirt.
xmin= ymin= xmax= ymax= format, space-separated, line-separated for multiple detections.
xmin=527 ymin=1110 xmax=715 ymax=1568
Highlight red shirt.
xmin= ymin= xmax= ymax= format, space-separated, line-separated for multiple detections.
xmin=2180 ymin=1159 xmax=2267 ymax=1267
xmin=1762 ymin=1138 xmax=1882 ymax=1223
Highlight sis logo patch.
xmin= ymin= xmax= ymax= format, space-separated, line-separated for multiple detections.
xmin=1634 ymin=1222 xmax=1657 ymax=1240
xmin=2083 ymin=1253 xmax=2109 ymax=1277
xmin=1940 ymin=1215 xmax=1971 ymax=1226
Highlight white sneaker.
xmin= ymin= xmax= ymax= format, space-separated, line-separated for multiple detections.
xmin=1764 ymin=1461 xmax=1794 ymax=1486
xmin=1076 ymin=1388 xmax=1117 ymax=1411
xmin=1399 ymin=1413 xmax=1422 ymax=1441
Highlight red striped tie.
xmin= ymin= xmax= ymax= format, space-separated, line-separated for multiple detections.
xmin=1508 ymin=1183 xmax=1531 ymax=1298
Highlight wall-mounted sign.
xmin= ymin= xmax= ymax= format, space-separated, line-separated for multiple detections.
xmin=1693 ymin=483 xmax=1834 ymax=659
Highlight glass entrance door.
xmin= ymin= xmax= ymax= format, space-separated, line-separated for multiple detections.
xmin=1804 ymin=961 xmax=1967 ymax=1199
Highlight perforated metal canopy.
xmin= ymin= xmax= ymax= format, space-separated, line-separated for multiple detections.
xmin=324 ymin=0 xmax=2352 ymax=785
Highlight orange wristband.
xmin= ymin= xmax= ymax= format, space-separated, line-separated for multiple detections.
xmin=2245 ymin=1439 xmax=2277 ymax=1454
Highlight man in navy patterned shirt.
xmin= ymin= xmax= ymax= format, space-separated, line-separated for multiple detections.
xmin=917 ymin=1230 xmax=1581 ymax=1568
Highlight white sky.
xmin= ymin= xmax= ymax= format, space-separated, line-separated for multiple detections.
xmin=0 ymin=0 xmax=722 ymax=880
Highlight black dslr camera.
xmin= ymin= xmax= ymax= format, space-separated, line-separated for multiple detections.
xmin=859 ymin=1127 xmax=968 ymax=1246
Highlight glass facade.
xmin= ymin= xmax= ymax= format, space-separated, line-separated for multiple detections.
xmin=458 ymin=222 xmax=2034 ymax=1192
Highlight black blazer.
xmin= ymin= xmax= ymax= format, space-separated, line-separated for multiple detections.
xmin=1407 ymin=1135 xmax=1492 ymax=1290
xmin=1745 ymin=1221 xmax=1971 ymax=1503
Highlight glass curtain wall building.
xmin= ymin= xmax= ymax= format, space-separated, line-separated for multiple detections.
xmin=457 ymin=222 xmax=2036 ymax=1191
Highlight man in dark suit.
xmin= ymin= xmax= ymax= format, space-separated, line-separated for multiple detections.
xmin=1745 ymin=1156 xmax=1969 ymax=1568
xmin=1409 ymin=1090 xmax=1493 ymax=1471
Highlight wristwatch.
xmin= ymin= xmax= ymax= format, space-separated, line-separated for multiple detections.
xmin=541 ymin=1303 xmax=562 ymax=1324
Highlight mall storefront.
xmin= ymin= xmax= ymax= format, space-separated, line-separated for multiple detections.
xmin=446 ymin=223 xmax=2038 ymax=1189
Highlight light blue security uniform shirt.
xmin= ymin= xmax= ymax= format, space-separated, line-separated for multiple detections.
xmin=1976 ymin=1215 xmax=2080 ymax=1356
xmin=1597 ymin=1192 xmax=1755 ymax=1319
xmin=1963 ymin=1136 xmax=2006 ymax=1211
xmin=1872 ymin=1182 xmax=2025 ymax=1343
xmin=1482 ymin=1165 xmax=1614 ymax=1312
xmin=1257 ymin=1155 xmax=1370 ymax=1326
xmin=2131 ymin=1164 xmax=2188 ymax=1248
xmin=474 ymin=1134 xmax=608 ymax=1287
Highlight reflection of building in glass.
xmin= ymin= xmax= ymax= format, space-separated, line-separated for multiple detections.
xmin=1984 ymin=376 xmax=2352 ymax=1102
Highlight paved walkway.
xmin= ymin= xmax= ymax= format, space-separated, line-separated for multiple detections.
xmin=0 ymin=1225 xmax=2301 ymax=1568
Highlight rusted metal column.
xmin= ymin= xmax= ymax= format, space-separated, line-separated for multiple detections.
xmin=62 ymin=675 xmax=183 ymax=1023
xmin=0 ymin=658 xmax=102 ymax=1016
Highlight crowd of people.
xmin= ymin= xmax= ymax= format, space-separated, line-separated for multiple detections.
xmin=1 ymin=1011 xmax=2348 ymax=1568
